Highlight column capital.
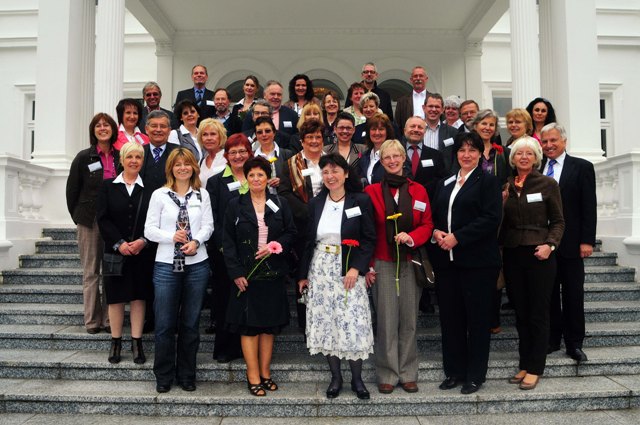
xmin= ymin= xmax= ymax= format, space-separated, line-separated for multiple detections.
xmin=155 ymin=40 xmax=174 ymax=56
xmin=465 ymin=39 xmax=483 ymax=56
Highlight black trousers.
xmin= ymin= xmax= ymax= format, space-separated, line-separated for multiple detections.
xmin=504 ymin=246 xmax=556 ymax=375
xmin=209 ymin=248 xmax=241 ymax=358
xmin=549 ymin=256 xmax=586 ymax=350
xmin=436 ymin=266 xmax=498 ymax=384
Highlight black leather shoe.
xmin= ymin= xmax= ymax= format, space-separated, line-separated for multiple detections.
xmin=460 ymin=382 xmax=482 ymax=394
xmin=438 ymin=377 xmax=461 ymax=390
xmin=178 ymin=381 xmax=196 ymax=392
xmin=326 ymin=378 xmax=343 ymax=399
xmin=351 ymin=380 xmax=370 ymax=400
xmin=156 ymin=383 xmax=171 ymax=393
xmin=567 ymin=348 xmax=588 ymax=362
xmin=547 ymin=344 xmax=561 ymax=354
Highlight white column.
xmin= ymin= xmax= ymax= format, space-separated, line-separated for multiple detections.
xmin=32 ymin=0 xmax=95 ymax=168
xmin=539 ymin=0 xmax=602 ymax=161
xmin=464 ymin=39 xmax=483 ymax=103
xmin=94 ymin=0 xmax=125 ymax=116
xmin=509 ymin=0 xmax=540 ymax=108
xmin=156 ymin=41 xmax=175 ymax=110
xmin=538 ymin=0 xmax=554 ymax=99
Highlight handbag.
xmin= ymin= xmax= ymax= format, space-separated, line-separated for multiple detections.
xmin=411 ymin=245 xmax=436 ymax=289
xmin=101 ymin=190 xmax=144 ymax=277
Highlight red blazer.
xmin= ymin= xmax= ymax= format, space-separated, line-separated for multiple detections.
xmin=364 ymin=179 xmax=434 ymax=263
xmin=114 ymin=130 xmax=149 ymax=151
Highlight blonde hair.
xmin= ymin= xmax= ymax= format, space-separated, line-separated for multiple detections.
xmin=297 ymin=103 xmax=324 ymax=130
xmin=197 ymin=118 xmax=228 ymax=149
xmin=509 ymin=136 xmax=543 ymax=169
xmin=164 ymin=148 xmax=201 ymax=191
xmin=379 ymin=139 xmax=406 ymax=160
xmin=505 ymin=108 xmax=533 ymax=136
xmin=118 ymin=142 xmax=144 ymax=167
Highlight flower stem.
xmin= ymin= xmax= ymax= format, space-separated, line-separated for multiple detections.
xmin=237 ymin=253 xmax=271 ymax=297
xmin=394 ymin=220 xmax=400 ymax=297
xmin=345 ymin=246 xmax=352 ymax=307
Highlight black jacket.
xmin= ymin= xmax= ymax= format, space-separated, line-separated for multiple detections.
xmin=174 ymin=87 xmax=215 ymax=119
xmin=403 ymin=140 xmax=448 ymax=201
xmin=139 ymin=143 xmax=178 ymax=193
xmin=205 ymin=170 xmax=241 ymax=251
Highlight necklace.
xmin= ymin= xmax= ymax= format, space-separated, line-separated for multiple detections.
xmin=328 ymin=192 xmax=345 ymax=203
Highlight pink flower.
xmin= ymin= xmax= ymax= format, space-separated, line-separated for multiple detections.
xmin=266 ymin=241 xmax=283 ymax=255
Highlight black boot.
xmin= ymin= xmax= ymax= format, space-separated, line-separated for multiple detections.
xmin=132 ymin=337 xmax=146 ymax=364
xmin=108 ymin=337 xmax=122 ymax=364
xmin=349 ymin=359 xmax=370 ymax=399
xmin=326 ymin=355 xmax=343 ymax=398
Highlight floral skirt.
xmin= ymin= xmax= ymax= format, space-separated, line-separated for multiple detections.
xmin=306 ymin=249 xmax=374 ymax=361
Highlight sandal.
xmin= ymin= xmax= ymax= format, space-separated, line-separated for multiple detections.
xmin=260 ymin=376 xmax=278 ymax=391
xmin=247 ymin=378 xmax=266 ymax=397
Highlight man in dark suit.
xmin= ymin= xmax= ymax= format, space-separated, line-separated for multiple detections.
xmin=541 ymin=123 xmax=597 ymax=362
xmin=344 ymin=62 xmax=394 ymax=121
xmin=423 ymin=93 xmax=458 ymax=172
xmin=395 ymin=67 xmax=429 ymax=130
xmin=173 ymin=65 xmax=215 ymax=119
xmin=139 ymin=82 xmax=176 ymax=132
xmin=242 ymin=80 xmax=298 ymax=136
xmin=212 ymin=88 xmax=242 ymax=136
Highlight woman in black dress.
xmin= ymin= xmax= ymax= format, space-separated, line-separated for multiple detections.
xmin=97 ymin=142 xmax=154 ymax=364
xmin=223 ymin=156 xmax=297 ymax=396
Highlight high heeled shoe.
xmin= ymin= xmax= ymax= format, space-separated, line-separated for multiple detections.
xmin=132 ymin=337 xmax=145 ymax=364
xmin=108 ymin=338 xmax=122 ymax=364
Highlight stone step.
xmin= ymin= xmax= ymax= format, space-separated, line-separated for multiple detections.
xmin=42 ymin=228 xmax=78 ymax=241
xmin=2 ymin=346 xmax=640 ymax=383
xmin=35 ymin=240 xmax=78 ymax=254
xmin=1 ymin=281 xmax=637 ymax=305
xmin=584 ymin=266 xmax=635 ymax=283
xmin=2 ymin=321 xmax=640 ymax=354
xmin=0 ymin=375 xmax=634 ymax=417
xmin=20 ymin=254 xmax=81 ymax=269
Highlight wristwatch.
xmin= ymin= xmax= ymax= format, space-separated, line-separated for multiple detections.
xmin=547 ymin=243 xmax=556 ymax=252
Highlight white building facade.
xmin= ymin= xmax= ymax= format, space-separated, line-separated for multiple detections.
xmin=0 ymin=0 xmax=638 ymax=269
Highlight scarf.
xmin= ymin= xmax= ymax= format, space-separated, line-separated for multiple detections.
xmin=381 ymin=172 xmax=413 ymax=261
xmin=167 ymin=191 xmax=193 ymax=272
xmin=288 ymin=153 xmax=310 ymax=203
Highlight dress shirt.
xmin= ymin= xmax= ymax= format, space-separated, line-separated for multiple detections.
xmin=445 ymin=168 xmax=476 ymax=260
xmin=272 ymin=109 xmax=280 ymax=130
xmin=113 ymin=172 xmax=144 ymax=196
xmin=316 ymin=198 xmax=344 ymax=244
xmin=96 ymin=145 xmax=116 ymax=179
xmin=412 ymin=91 xmax=426 ymax=119
xmin=543 ymin=151 xmax=566 ymax=183
xmin=367 ymin=149 xmax=380 ymax=184
xmin=144 ymin=187 xmax=214 ymax=265
xmin=215 ymin=112 xmax=230 ymax=124
xmin=424 ymin=122 xmax=441 ymax=150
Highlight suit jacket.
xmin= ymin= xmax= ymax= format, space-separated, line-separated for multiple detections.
xmin=140 ymin=107 xmax=177 ymax=132
xmin=139 ymin=143 xmax=178 ymax=193
xmin=241 ymin=106 xmax=299 ymax=136
xmin=403 ymin=140 xmax=447 ymax=201
xmin=500 ymin=170 xmax=565 ymax=249
xmin=323 ymin=142 xmax=367 ymax=171
xmin=358 ymin=148 xmax=384 ymax=186
xmin=222 ymin=193 xmax=297 ymax=280
xmin=174 ymin=87 xmax=215 ymax=119
xmin=541 ymin=154 xmax=597 ymax=258
xmin=66 ymin=146 xmax=120 ymax=227
xmin=344 ymin=81 xmax=394 ymax=121
xmin=428 ymin=168 xmax=502 ymax=269
xmin=205 ymin=169 xmax=241 ymax=251
xmin=431 ymin=123 xmax=459 ymax=173
xmin=298 ymin=191 xmax=376 ymax=279
xmin=394 ymin=91 xmax=430 ymax=130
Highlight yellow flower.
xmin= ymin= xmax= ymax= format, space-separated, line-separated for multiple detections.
xmin=386 ymin=213 xmax=403 ymax=220
xmin=267 ymin=157 xmax=278 ymax=163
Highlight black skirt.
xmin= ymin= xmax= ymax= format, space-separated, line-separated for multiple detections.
xmin=103 ymin=248 xmax=154 ymax=304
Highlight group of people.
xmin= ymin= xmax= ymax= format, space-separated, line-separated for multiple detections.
xmin=65 ymin=62 xmax=596 ymax=398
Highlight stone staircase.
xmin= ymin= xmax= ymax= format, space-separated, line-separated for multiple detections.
xmin=0 ymin=228 xmax=639 ymax=417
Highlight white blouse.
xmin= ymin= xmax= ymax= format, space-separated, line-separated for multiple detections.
xmin=144 ymin=187 xmax=214 ymax=265
xmin=199 ymin=150 xmax=227 ymax=186
xmin=316 ymin=198 xmax=344 ymax=245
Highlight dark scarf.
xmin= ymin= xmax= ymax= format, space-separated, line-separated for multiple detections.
xmin=381 ymin=172 xmax=413 ymax=261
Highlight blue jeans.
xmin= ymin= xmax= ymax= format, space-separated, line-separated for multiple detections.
xmin=153 ymin=260 xmax=210 ymax=385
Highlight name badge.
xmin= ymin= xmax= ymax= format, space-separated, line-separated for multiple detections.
xmin=283 ymin=121 xmax=293 ymax=128
xmin=88 ymin=161 xmax=102 ymax=172
xmin=301 ymin=168 xmax=314 ymax=177
xmin=266 ymin=199 xmax=280 ymax=213
xmin=227 ymin=181 xmax=241 ymax=191
xmin=345 ymin=206 xmax=362 ymax=218
xmin=444 ymin=175 xmax=456 ymax=186
xmin=206 ymin=100 xmax=215 ymax=106
xmin=421 ymin=159 xmax=434 ymax=168
xmin=443 ymin=137 xmax=454 ymax=147
xmin=413 ymin=200 xmax=427 ymax=212
xmin=527 ymin=193 xmax=543 ymax=203
xmin=134 ymin=134 xmax=145 ymax=145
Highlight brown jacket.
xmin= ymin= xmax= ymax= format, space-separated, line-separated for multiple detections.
xmin=500 ymin=170 xmax=564 ymax=248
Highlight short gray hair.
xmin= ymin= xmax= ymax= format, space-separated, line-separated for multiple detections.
xmin=509 ymin=136 xmax=543 ymax=169
xmin=142 ymin=81 xmax=161 ymax=97
xmin=251 ymin=99 xmax=273 ymax=115
xmin=359 ymin=91 xmax=380 ymax=109
xmin=444 ymin=95 xmax=462 ymax=109
xmin=379 ymin=139 xmax=406 ymax=160
xmin=146 ymin=109 xmax=170 ymax=124
xmin=471 ymin=109 xmax=500 ymax=135
xmin=541 ymin=122 xmax=567 ymax=140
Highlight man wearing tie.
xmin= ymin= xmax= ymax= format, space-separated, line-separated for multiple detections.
xmin=541 ymin=123 xmax=597 ymax=362
xmin=174 ymin=65 xmax=215 ymax=119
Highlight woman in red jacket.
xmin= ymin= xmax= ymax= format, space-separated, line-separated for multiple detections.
xmin=363 ymin=139 xmax=433 ymax=394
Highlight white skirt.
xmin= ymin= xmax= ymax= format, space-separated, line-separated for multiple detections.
xmin=305 ymin=248 xmax=374 ymax=361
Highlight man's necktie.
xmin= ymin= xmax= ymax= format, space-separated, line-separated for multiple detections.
xmin=411 ymin=145 xmax=420 ymax=177
xmin=153 ymin=147 xmax=162 ymax=163
xmin=546 ymin=159 xmax=557 ymax=177
xmin=195 ymin=89 xmax=203 ymax=103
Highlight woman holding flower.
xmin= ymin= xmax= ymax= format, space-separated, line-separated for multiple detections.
xmin=223 ymin=156 xmax=297 ymax=397
xmin=298 ymin=153 xmax=376 ymax=400
xmin=363 ymin=139 xmax=433 ymax=394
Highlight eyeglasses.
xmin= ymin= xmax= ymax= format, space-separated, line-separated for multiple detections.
xmin=381 ymin=154 xmax=404 ymax=162
xmin=145 ymin=92 xmax=160 ymax=97
xmin=362 ymin=70 xmax=376 ymax=75
xmin=253 ymin=111 xmax=270 ymax=117
xmin=336 ymin=126 xmax=354 ymax=132
xmin=147 ymin=124 xmax=169 ymax=129
xmin=256 ymin=129 xmax=273 ymax=135
xmin=228 ymin=149 xmax=248 ymax=156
